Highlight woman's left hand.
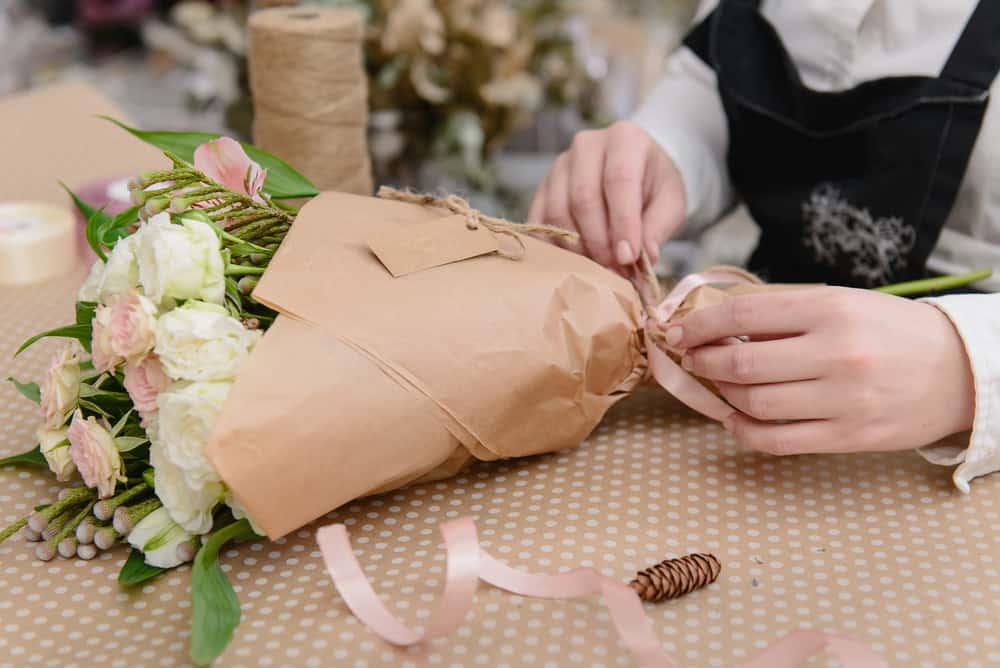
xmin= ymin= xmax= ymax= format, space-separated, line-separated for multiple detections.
xmin=664 ymin=287 xmax=976 ymax=455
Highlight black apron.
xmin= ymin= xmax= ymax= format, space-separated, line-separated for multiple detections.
xmin=684 ymin=0 xmax=1000 ymax=287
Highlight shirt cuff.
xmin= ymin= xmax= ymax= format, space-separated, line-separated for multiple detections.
xmin=918 ymin=295 xmax=1000 ymax=492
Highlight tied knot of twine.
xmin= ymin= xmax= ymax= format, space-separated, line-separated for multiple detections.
xmin=376 ymin=186 xmax=664 ymax=307
xmin=377 ymin=185 xmax=578 ymax=260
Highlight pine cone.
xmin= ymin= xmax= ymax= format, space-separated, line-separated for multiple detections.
xmin=629 ymin=553 xmax=721 ymax=603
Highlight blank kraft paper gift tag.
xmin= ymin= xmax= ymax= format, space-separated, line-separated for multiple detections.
xmin=367 ymin=215 xmax=500 ymax=277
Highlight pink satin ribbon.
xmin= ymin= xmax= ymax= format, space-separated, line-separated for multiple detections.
xmin=644 ymin=268 xmax=758 ymax=422
xmin=317 ymin=517 xmax=886 ymax=668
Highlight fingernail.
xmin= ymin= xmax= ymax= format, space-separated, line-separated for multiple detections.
xmin=681 ymin=354 xmax=693 ymax=370
xmin=615 ymin=239 xmax=635 ymax=266
xmin=664 ymin=326 xmax=683 ymax=346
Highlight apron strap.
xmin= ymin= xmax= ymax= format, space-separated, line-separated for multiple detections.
xmin=939 ymin=1 xmax=1000 ymax=90
xmin=683 ymin=0 xmax=761 ymax=66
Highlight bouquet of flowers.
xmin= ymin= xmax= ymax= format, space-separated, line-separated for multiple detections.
xmin=1 ymin=121 xmax=319 ymax=665
xmin=1 ymin=118 xmax=652 ymax=666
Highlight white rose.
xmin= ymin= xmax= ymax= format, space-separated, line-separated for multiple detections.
xmin=100 ymin=234 xmax=140 ymax=302
xmin=39 ymin=345 xmax=80 ymax=428
xmin=37 ymin=426 xmax=75 ymax=482
xmin=78 ymin=260 xmax=104 ymax=302
xmin=127 ymin=506 xmax=195 ymax=568
xmin=154 ymin=301 xmax=260 ymax=381
xmin=156 ymin=380 xmax=230 ymax=489
xmin=136 ymin=212 xmax=225 ymax=307
xmin=150 ymin=440 xmax=222 ymax=535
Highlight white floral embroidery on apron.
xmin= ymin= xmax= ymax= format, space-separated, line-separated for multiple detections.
xmin=801 ymin=184 xmax=916 ymax=285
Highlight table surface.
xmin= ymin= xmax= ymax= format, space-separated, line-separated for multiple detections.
xmin=1 ymin=264 xmax=999 ymax=668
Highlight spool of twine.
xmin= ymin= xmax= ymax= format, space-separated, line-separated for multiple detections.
xmin=249 ymin=7 xmax=373 ymax=195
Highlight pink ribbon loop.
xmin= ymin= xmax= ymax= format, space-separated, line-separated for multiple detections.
xmin=643 ymin=269 xmax=759 ymax=422
xmin=318 ymin=517 xmax=886 ymax=668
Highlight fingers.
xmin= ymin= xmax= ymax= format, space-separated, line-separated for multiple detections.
xmin=715 ymin=380 xmax=834 ymax=422
xmin=567 ymin=131 xmax=613 ymax=266
xmin=603 ymin=122 xmax=648 ymax=266
xmin=538 ymin=153 xmax=582 ymax=253
xmin=640 ymin=147 xmax=686 ymax=263
xmin=724 ymin=412 xmax=840 ymax=455
xmin=666 ymin=291 xmax=822 ymax=349
xmin=682 ymin=337 xmax=827 ymax=384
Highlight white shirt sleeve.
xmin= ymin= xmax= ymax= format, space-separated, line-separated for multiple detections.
xmin=919 ymin=294 xmax=1000 ymax=492
xmin=631 ymin=0 xmax=735 ymax=239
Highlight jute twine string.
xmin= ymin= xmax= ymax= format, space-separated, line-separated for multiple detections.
xmin=376 ymin=186 xmax=665 ymax=309
xmin=249 ymin=7 xmax=372 ymax=195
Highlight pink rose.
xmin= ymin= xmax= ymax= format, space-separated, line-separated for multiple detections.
xmin=39 ymin=345 xmax=80 ymax=429
xmin=123 ymin=355 xmax=171 ymax=417
xmin=67 ymin=409 xmax=125 ymax=499
xmin=109 ymin=290 xmax=158 ymax=361
xmin=91 ymin=304 xmax=123 ymax=373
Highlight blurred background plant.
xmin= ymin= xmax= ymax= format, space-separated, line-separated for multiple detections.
xmin=2 ymin=0 xmax=700 ymax=217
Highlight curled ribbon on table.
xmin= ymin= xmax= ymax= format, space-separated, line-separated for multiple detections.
xmin=317 ymin=517 xmax=887 ymax=668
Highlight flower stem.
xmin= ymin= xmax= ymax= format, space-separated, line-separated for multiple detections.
xmin=28 ymin=487 xmax=93 ymax=532
xmin=94 ymin=482 xmax=150 ymax=521
xmin=37 ymin=500 xmax=96 ymax=561
xmin=875 ymin=268 xmax=993 ymax=297
xmin=225 ymin=265 xmax=266 ymax=276
xmin=0 ymin=517 xmax=28 ymax=545
xmin=113 ymin=497 xmax=162 ymax=536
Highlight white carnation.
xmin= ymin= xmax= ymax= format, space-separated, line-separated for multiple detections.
xmin=156 ymin=380 xmax=230 ymax=489
xmin=100 ymin=234 xmax=140 ymax=301
xmin=136 ymin=212 xmax=225 ymax=307
xmin=225 ymin=492 xmax=265 ymax=536
xmin=78 ymin=260 xmax=104 ymax=303
xmin=154 ymin=301 xmax=260 ymax=382
xmin=150 ymin=440 xmax=222 ymax=535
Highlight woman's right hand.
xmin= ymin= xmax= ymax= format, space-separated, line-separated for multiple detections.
xmin=526 ymin=121 xmax=687 ymax=269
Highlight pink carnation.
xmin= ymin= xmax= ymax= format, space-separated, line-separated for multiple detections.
xmin=67 ymin=409 xmax=125 ymax=499
xmin=91 ymin=304 xmax=123 ymax=373
xmin=109 ymin=290 xmax=157 ymax=361
xmin=123 ymin=355 xmax=171 ymax=417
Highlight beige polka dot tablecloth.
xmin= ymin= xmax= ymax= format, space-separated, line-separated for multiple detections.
xmin=2 ymin=266 xmax=1000 ymax=668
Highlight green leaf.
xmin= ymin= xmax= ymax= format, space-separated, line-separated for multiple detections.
xmin=0 ymin=446 xmax=47 ymax=468
xmin=76 ymin=301 xmax=97 ymax=327
xmin=115 ymin=437 xmax=148 ymax=453
xmin=102 ymin=207 xmax=140 ymax=246
xmin=78 ymin=399 xmax=113 ymax=419
xmin=110 ymin=409 xmax=134 ymax=437
xmin=190 ymin=519 xmax=258 ymax=666
xmin=118 ymin=548 xmax=168 ymax=586
xmin=78 ymin=383 xmax=129 ymax=400
xmin=16 ymin=323 xmax=92 ymax=357
xmin=8 ymin=378 xmax=41 ymax=404
xmin=63 ymin=183 xmax=112 ymax=261
xmin=103 ymin=117 xmax=319 ymax=200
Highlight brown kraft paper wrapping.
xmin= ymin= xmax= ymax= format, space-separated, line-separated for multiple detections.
xmin=204 ymin=194 xmax=811 ymax=538
xmin=204 ymin=192 xmax=647 ymax=538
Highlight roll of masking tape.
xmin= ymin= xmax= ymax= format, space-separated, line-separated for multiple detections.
xmin=0 ymin=202 xmax=77 ymax=286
